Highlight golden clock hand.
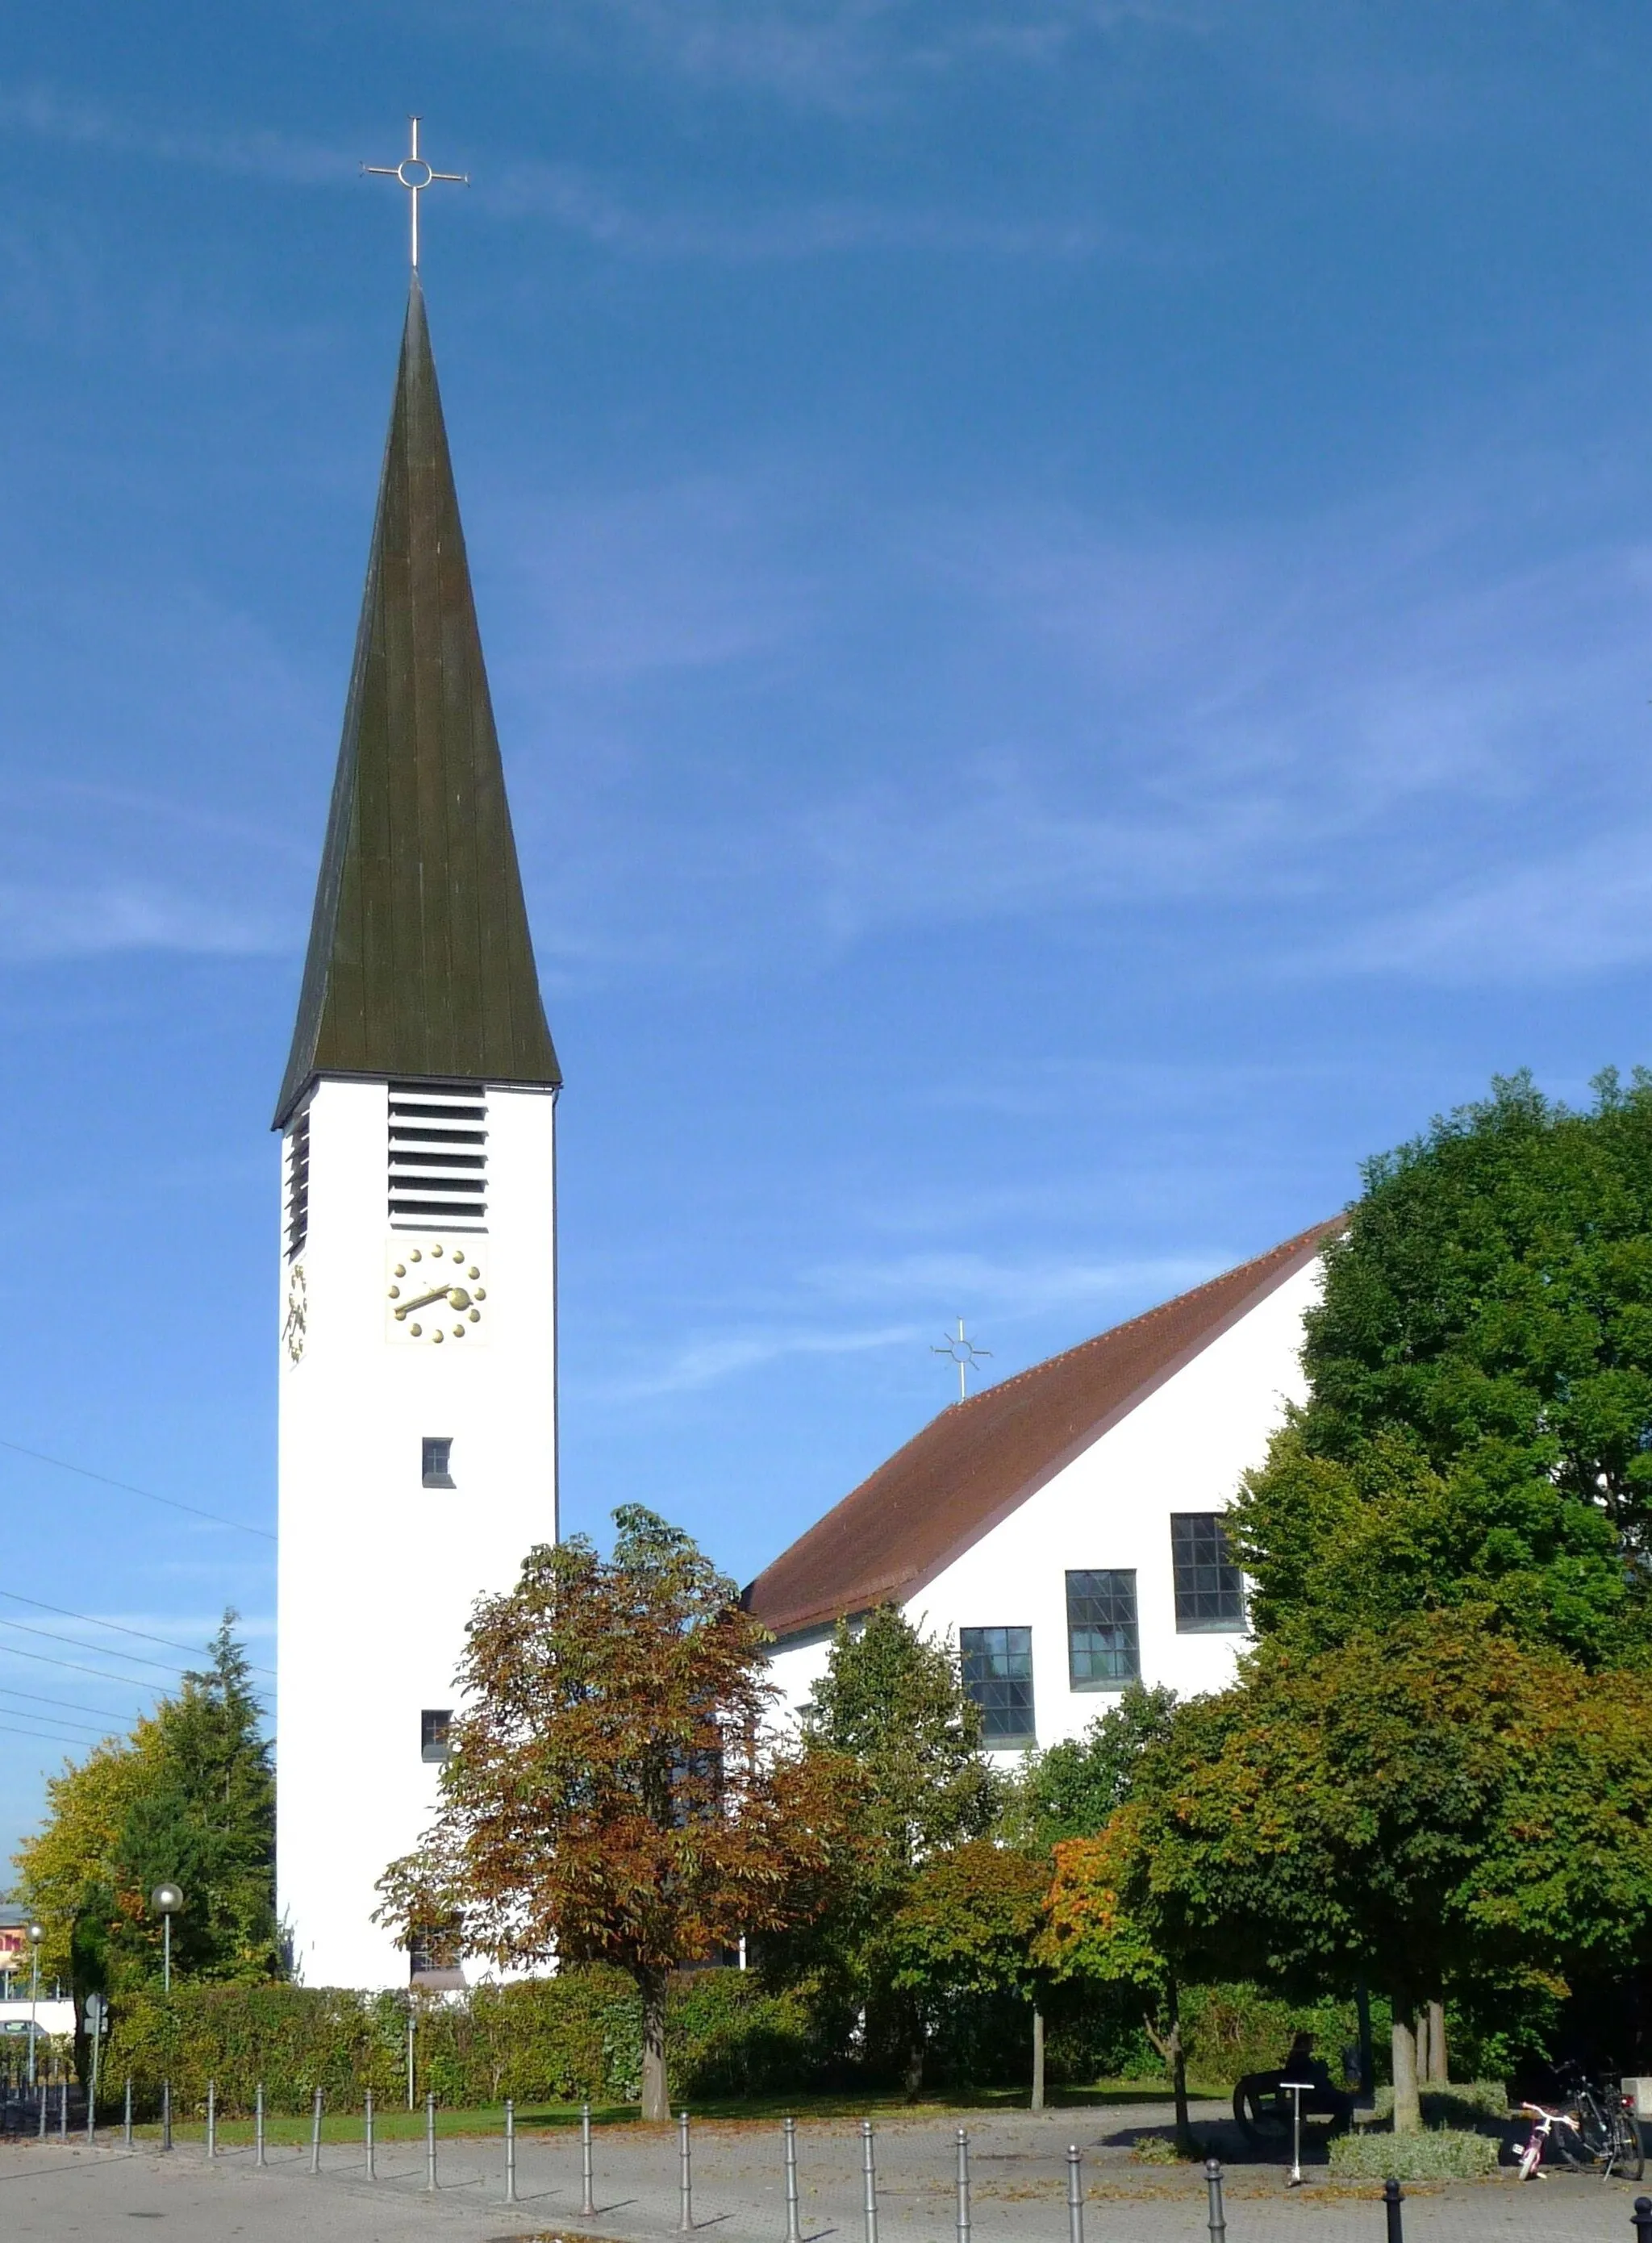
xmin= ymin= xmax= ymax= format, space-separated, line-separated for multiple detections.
xmin=396 ymin=1284 xmax=453 ymax=1318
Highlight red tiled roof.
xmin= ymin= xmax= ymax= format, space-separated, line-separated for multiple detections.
xmin=742 ymin=1220 xmax=1340 ymax=1641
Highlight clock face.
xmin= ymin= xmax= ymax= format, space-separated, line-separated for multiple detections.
xmin=283 ymin=1264 xmax=307 ymax=1365
xmin=386 ymin=1240 xmax=488 ymax=1346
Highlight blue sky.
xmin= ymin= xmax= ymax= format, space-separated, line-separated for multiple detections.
xmin=3 ymin=0 xmax=1652 ymax=1862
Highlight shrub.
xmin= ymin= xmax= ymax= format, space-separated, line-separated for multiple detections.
xmin=1369 ymin=2082 xmax=1510 ymax=2125
xmin=100 ymin=1967 xmax=816 ymax=2117
xmin=1329 ymin=2128 xmax=1500 ymax=2181
xmin=1131 ymin=2133 xmax=1183 ymax=2164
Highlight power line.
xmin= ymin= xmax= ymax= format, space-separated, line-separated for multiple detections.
xmin=0 ymin=1719 xmax=121 ymax=1750
xmin=0 ymin=1616 xmax=190 ymax=1678
xmin=0 ymin=1437 xmax=275 ymax=1542
xmin=0 ymin=1640 xmax=173 ymax=1692
xmin=0 ymin=1682 xmax=138 ymax=1722
xmin=0 ymin=1589 xmax=274 ymax=1675
xmin=0 ymin=1705 xmax=114 ymax=1740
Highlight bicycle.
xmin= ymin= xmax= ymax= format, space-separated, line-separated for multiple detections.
xmin=1516 ymin=2063 xmax=1643 ymax=2181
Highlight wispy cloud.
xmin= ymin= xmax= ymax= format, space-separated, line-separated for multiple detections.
xmin=487 ymin=161 xmax=1119 ymax=262
xmin=808 ymin=1249 xmax=1218 ymax=1320
xmin=592 ymin=1320 xmax=920 ymax=1399
xmin=0 ymin=85 xmax=348 ymax=186
xmin=0 ymin=881 xmax=284 ymax=962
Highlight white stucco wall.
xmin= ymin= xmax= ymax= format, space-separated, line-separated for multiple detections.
xmin=277 ymin=1077 xmax=557 ymax=1990
xmin=765 ymin=1258 xmax=1317 ymax=1753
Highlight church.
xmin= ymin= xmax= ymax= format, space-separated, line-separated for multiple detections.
xmin=273 ymin=272 xmax=562 ymax=1992
xmin=269 ymin=240 xmax=1334 ymax=1990
xmin=746 ymin=1220 xmax=1337 ymax=1753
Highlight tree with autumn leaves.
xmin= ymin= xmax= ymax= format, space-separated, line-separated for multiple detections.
xmin=376 ymin=1507 xmax=861 ymax=2120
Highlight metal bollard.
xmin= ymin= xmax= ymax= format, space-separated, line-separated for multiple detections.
xmin=123 ymin=2075 xmax=132 ymax=2149
xmin=162 ymin=2079 xmax=172 ymax=2153
xmin=206 ymin=2078 xmax=216 ymax=2160
xmin=1066 ymin=2145 xmax=1084 ymax=2243
xmin=956 ymin=2127 xmax=971 ymax=2243
xmin=256 ymin=2082 xmax=265 ymax=2168
xmin=1383 ymin=2178 xmax=1404 ymax=2243
xmin=310 ymin=2087 xmax=323 ymax=2175
xmin=1204 ymin=2157 xmax=1226 ymax=2243
xmin=365 ymin=2087 xmax=375 ymax=2181
xmin=679 ymin=2109 xmax=694 ymax=2233
xmin=59 ymin=2075 xmax=68 ymax=2138
xmin=504 ymin=2098 xmax=517 ymax=2206
xmin=582 ymin=2100 xmax=596 ymax=2217
xmin=784 ymin=2116 xmax=802 ymax=2243
xmin=1632 ymin=2198 xmax=1652 ymax=2243
xmin=861 ymin=2119 xmax=878 ymax=2243
xmin=426 ymin=2092 xmax=438 ymax=2193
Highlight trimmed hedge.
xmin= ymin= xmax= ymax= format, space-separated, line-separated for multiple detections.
xmin=103 ymin=1968 xmax=819 ymax=2117
xmin=98 ymin=1968 xmax=1390 ymax=2116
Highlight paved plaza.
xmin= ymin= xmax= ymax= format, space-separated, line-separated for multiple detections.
xmin=2 ymin=2099 xmax=1648 ymax=2243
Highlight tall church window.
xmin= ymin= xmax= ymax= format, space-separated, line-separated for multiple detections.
xmin=1066 ymin=1570 xmax=1140 ymax=1687
xmin=1170 ymin=1514 xmax=1245 ymax=1632
xmin=959 ymin=1626 xmax=1035 ymax=1745
xmin=422 ymin=1437 xmax=455 ymax=1489
xmin=284 ymin=1108 xmax=311 ymax=1258
xmin=421 ymin=1709 xmax=453 ymax=1762
xmin=388 ymin=1082 xmax=487 ymax=1228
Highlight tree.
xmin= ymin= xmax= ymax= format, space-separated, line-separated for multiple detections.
xmin=789 ymin=1606 xmax=1002 ymax=2092
xmin=803 ymin=1606 xmax=1003 ymax=1866
xmin=1001 ymin=1686 xmax=1177 ymax=1853
xmin=1232 ymin=1071 xmax=1652 ymax=1666
xmin=14 ymin=1613 xmax=279 ymax=2001
xmin=1042 ymin=1616 xmax=1652 ymax=2130
xmin=376 ymin=1508 xmax=858 ymax=2122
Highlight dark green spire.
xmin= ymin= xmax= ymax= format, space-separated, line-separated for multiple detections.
xmin=274 ymin=278 xmax=561 ymax=1128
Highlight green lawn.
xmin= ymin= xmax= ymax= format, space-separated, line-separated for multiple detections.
xmin=118 ymin=2078 xmax=1206 ymax=2148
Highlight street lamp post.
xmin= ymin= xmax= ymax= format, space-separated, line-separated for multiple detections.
xmin=26 ymin=1922 xmax=43 ymax=2088
xmin=150 ymin=1885 xmax=183 ymax=1995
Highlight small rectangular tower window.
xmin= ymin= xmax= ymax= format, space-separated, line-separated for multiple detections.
xmin=388 ymin=1082 xmax=487 ymax=1228
xmin=422 ymin=1437 xmax=455 ymax=1489
xmin=421 ymin=1709 xmax=453 ymax=1763
xmin=283 ymin=1108 xmax=311 ymax=1258
xmin=1066 ymin=1570 xmax=1141 ymax=1688
xmin=958 ymin=1626 xmax=1036 ymax=1745
xmin=1170 ymin=1514 xmax=1245 ymax=1632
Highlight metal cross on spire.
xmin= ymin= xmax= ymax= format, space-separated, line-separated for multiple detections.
xmin=361 ymin=116 xmax=469 ymax=271
xmin=932 ymin=1318 xmax=992 ymax=1403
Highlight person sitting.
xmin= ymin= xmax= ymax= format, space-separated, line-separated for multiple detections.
xmin=1281 ymin=2032 xmax=1354 ymax=2128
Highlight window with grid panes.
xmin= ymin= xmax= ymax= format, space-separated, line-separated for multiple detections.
xmin=958 ymin=1626 xmax=1036 ymax=1745
xmin=1066 ymin=1570 xmax=1140 ymax=1687
xmin=1170 ymin=1513 xmax=1245 ymax=1631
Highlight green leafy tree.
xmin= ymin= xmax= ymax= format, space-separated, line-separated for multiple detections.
xmin=1042 ymin=1616 xmax=1652 ymax=2131
xmin=1232 ymin=1070 xmax=1652 ymax=1665
xmin=786 ymin=1607 xmax=1002 ymax=2093
xmin=15 ymin=1613 xmax=279 ymax=2003
xmin=377 ymin=1508 xmax=858 ymax=2122
xmin=1002 ymin=1686 xmax=1177 ymax=1853
xmin=117 ymin=1617 xmax=280 ymax=1987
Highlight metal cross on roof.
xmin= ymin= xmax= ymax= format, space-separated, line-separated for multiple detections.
xmin=932 ymin=1318 xmax=992 ymax=1403
xmin=361 ymin=116 xmax=469 ymax=271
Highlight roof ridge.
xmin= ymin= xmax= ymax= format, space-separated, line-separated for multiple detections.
xmin=948 ymin=1217 xmax=1338 ymax=1412
xmin=745 ymin=1215 xmax=1341 ymax=1642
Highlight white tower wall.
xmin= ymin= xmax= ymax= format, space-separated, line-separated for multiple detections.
xmin=276 ymin=1075 xmax=557 ymax=1990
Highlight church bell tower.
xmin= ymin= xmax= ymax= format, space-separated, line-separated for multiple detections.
xmin=274 ymin=276 xmax=561 ymax=1989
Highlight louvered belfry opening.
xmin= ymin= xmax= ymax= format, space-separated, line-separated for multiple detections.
xmin=388 ymin=1080 xmax=487 ymax=1229
xmin=284 ymin=1108 xmax=311 ymax=1257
